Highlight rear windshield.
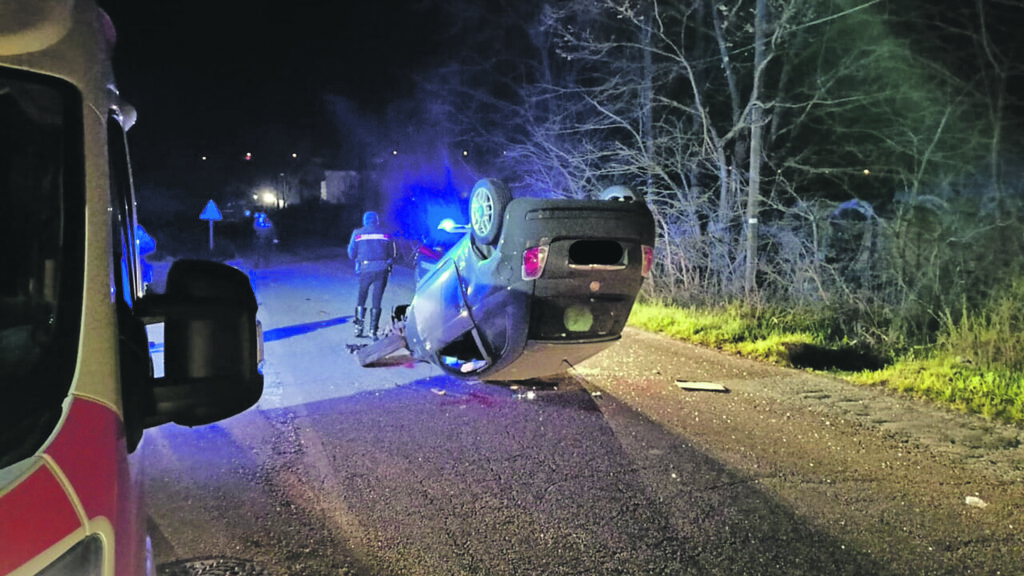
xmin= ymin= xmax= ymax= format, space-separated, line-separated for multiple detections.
xmin=0 ymin=68 xmax=85 ymax=469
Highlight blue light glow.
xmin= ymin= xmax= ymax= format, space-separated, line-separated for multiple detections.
xmin=391 ymin=166 xmax=469 ymax=246
xmin=437 ymin=218 xmax=469 ymax=233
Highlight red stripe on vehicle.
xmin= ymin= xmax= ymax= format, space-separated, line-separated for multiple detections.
xmin=48 ymin=397 xmax=140 ymax=575
xmin=46 ymin=397 xmax=125 ymax=526
xmin=0 ymin=464 xmax=82 ymax=574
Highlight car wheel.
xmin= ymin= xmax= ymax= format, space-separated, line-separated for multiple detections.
xmin=597 ymin=185 xmax=639 ymax=202
xmin=470 ymin=179 xmax=512 ymax=246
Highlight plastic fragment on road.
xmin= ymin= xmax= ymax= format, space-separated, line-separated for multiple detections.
xmin=431 ymin=388 xmax=447 ymax=396
xmin=591 ymin=391 xmax=602 ymax=398
xmin=965 ymin=496 xmax=988 ymax=509
xmin=356 ymin=332 xmax=407 ymax=366
xmin=675 ymin=380 xmax=729 ymax=393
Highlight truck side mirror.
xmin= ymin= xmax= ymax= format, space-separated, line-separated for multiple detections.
xmin=136 ymin=259 xmax=263 ymax=428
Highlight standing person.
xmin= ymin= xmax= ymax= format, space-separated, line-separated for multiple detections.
xmin=348 ymin=210 xmax=397 ymax=340
xmin=253 ymin=211 xmax=277 ymax=267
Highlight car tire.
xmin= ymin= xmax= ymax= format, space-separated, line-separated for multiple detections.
xmin=597 ymin=185 xmax=640 ymax=202
xmin=470 ymin=178 xmax=512 ymax=246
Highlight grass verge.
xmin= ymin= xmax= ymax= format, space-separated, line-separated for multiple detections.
xmin=627 ymin=301 xmax=1024 ymax=426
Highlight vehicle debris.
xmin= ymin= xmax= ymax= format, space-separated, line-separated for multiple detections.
xmin=965 ymin=496 xmax=988 ymax=509
xmin=675 ymin=380 xmax=730 ymax=393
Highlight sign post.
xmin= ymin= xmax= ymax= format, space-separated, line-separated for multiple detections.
xmin=199 ymin=199 xmax=223 ymax=251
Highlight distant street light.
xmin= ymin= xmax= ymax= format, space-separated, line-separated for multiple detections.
xmin=256 ymin=186 xmax=278 ymax=208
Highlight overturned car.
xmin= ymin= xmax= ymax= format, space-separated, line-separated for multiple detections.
xmin=360 ymin=178 xmax=655 ymax=381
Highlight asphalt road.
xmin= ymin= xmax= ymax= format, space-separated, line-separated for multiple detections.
xmin=142 ymin=248 xmax=1024 ymax=576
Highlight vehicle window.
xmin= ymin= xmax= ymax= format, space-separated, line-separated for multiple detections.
xmin=0 ymin=70 xmax=85 ymax=469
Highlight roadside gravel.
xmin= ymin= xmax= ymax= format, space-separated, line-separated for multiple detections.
xmin=577 ymin=328 xmax=1024 ymax=575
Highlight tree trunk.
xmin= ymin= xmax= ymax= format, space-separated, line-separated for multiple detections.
xmin=640 ymin=1 xmax=655 ymax=194
xmin=744 ymin=0 xmax=768 ymax=299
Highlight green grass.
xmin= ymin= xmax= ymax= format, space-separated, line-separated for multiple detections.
xmin=847 ymin=358 xmax=1024 ymax=423
xmin=626 ymin=301 xmax=819 ymax=363
xmin=625 ymin=301 xmax=753 ymax=348
xmin=627 ymin=300 xmax=1024 ymax=426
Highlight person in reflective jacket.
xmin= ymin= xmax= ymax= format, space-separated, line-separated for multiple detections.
xmin=347 ymin=211 xmax=397 ymax=339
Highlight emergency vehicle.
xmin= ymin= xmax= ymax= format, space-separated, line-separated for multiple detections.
xmin=0 ymin=1 xmax=264 ymax=574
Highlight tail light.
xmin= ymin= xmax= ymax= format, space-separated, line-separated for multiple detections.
xmin=641 ymin=245 xmax=654 ymax=277
xmin=418 ymin=244 xmax=444 ymax=260
xmin=522 ymin=245 xmax=549 ymax=280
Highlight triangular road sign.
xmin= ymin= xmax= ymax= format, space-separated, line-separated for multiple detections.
xmin=199 ymin=199 xmax=223 ymax=221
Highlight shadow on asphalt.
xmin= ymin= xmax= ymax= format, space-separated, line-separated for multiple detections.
xmin=262 ymin=316 xmax=350 ymax=342
xmin=230 ymin=374 xmax=894 ymax=576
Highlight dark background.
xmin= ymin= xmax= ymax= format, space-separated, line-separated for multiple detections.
xmin=97 ymin=1 xmax=451 ymax=256
xmin=98 ymin=1 xmax=443 ymax=163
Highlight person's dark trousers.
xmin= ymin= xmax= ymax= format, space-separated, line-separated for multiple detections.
xmin=356 ymin=269 xmax=390 ymax=339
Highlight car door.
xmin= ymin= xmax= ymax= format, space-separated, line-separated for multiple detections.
xmin=408 ymin=256 xmax=478 ymax=357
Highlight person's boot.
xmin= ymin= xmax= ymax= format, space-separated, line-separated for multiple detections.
xmin=354 ymin=306 xmax=366 ymax=338
xmin=369 ymin=307 xmax=382 ymax=341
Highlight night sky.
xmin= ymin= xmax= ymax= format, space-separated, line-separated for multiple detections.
xmin=97 ymin=1 xmax=445 ymax=189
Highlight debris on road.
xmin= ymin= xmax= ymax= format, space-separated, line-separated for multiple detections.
xmin=346 ymin=343 xmax=368 ymax=354
xmin=158 ymin=557 xmax=275 ymax=576
xmin=965 ymin=496 xmax=988 ymax=509
xmin=431 ymin=388 xmax=447 ymax=396
xmin=675 ymin=380 xmax=729 ymax=393
xmin=356 ymin=332 xmax=407 ymax=365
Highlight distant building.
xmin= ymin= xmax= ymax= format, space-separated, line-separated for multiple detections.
xmin=321 ymin=170 xmax=359 ymax=204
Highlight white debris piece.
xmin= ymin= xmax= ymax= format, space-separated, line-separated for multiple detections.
xmin=965 ymin=496 xmax=988 ymax=509
xmin=675 ymin=380 xmax=729 ymax=392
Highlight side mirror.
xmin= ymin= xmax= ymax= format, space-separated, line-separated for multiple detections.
xmin=136 ymin=260 xmax=263 ymax=428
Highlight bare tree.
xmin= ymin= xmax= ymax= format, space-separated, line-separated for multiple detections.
xmin=395 ymin=0 xmax=1024 ymax=351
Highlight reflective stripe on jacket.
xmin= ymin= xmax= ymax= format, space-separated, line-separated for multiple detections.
xmin=348 ymin=224 xmax=396 ymax=272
